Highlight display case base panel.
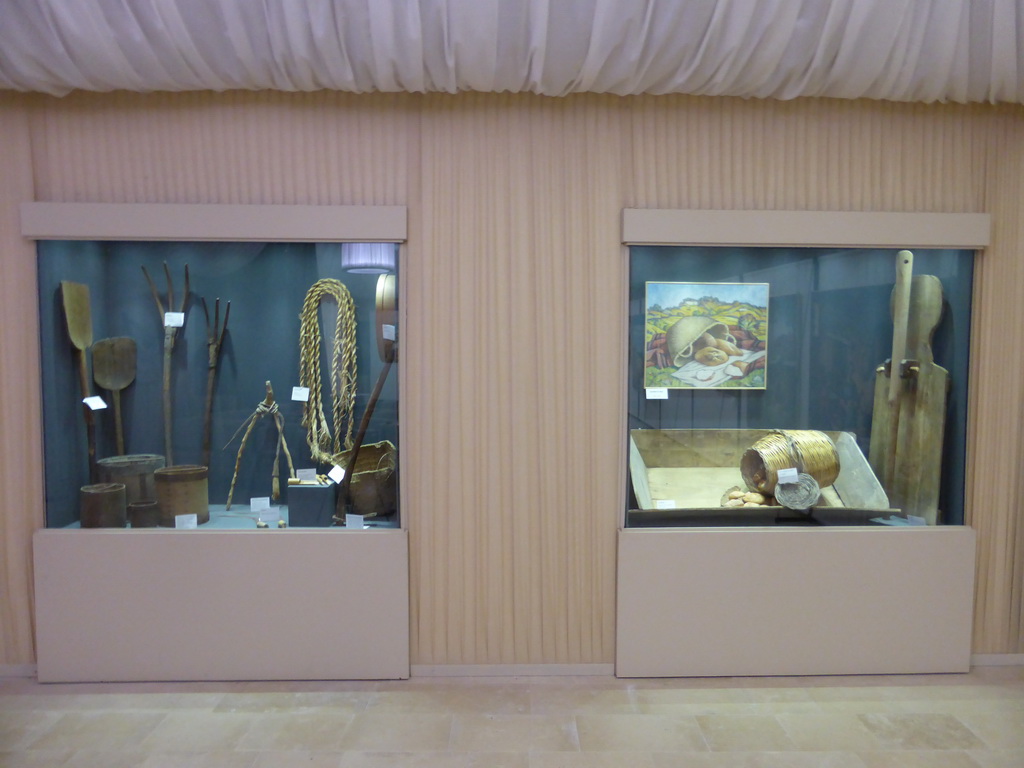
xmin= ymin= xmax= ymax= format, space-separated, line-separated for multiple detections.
xmin=33 ymin=528 xmax=410 ymax=682
xmin=616 ymin=526 xmax=976 ymax=677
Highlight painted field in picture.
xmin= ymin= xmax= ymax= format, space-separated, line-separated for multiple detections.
xmin=645 ymin=282 xmax=769 ymax=389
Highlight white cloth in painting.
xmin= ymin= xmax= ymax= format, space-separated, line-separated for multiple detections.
xmin=672 ymin=349 xmax=766 ymax=388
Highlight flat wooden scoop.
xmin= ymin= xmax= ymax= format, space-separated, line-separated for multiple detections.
xmin=93 ymin=337 xmax=137 ymax=456
xmin=60 ymin=281 xmax=97 ymax=481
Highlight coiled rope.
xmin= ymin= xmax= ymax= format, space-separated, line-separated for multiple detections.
xmin=298 ymin=279 xmax=358 ymax=465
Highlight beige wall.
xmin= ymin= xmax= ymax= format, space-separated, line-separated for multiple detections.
xmin=2 ymin=90 xmax=1022 ymax=667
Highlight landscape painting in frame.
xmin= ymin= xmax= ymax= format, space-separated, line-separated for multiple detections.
xmin=645 ymin=282 xmax=769 ymax=390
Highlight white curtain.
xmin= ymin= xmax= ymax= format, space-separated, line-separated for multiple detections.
xmin=0 ymin=0 xmax=1021 ymax=103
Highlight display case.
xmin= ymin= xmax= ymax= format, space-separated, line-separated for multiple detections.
xmin=38 ymin=239 xmax=399 ymax=531
xmin=626 ymin=245 xmax=974 ymax=528
xmin=615 ymin=210 xmax=983 ymax=678
xmin=26 ymin=203 xmax=410 ymax=682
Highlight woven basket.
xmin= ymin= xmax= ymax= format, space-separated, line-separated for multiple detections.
xmin=740 ymin=430 xmax=839 ymax=494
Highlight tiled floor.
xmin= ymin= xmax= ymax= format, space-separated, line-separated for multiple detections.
xmin=1 ymin=666 xmax=1022 ymax=767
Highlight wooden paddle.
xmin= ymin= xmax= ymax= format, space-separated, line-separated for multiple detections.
xmin=868 ymin=252 xmax=913 ymax=499
xmin=890 ymin=275 xmax=949 ymax=523
xmin=93 ymin=337 xmax=137 ymax=456
xmin=60 ymin=281 xmax=98 ymax=483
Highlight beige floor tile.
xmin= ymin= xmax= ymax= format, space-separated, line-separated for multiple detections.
xmin=696 ymin=715 xmax=797 ymax=752
xmin=215 ymin=691 xmax=370 ymax=714
xmin=954 ymin=711 xmax=1024 ymax=748
xmin=137 ymin=712 xmax=254 ymax=752
xmin=140 ymin=752 xmax=258 ymax=767
xmin=339 ymin=713 xmax=453 ymax=751
xmin=967 ymin=749 xmax=1024 ymax=767
xmin=450 ymin=713 xmax=576 ymax=752
xmin=856 ymin=751 xmax=983 ymax=767
xmin=338 ymin=751 xmax=525 ymax=767
xmin=26 ymin=711 xmax=166 ymax=751
xmin=368 ymin=687 xmax=531 ymax=715
xmin=530 ymin=752 xmax=656 ymax=767
xmin=575 ymin=713 xmax=706 ymax=752
xmin=0 ymin=711 xmax=62 ymax=750
xmin=776 ymin=712 xmax=883 ymax=751
xmin=651 ymin=751 xmax=868 ymax=767
xmin=529 ymin=688 xmax=636 ymax=715
xmin=61 ymin=750 xmax=158 ymax=767
xmin=0 ymin=750 xmax=73 ymax=767
xmin=236 ymin=711 xmax=353 ymax=751
xmin=857 ymin=714 xmax=985 ymax=750
xmin=248 ymin=751 xmax=345 ymax=767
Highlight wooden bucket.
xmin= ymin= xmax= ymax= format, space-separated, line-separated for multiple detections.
xmin=97 ymin=454 xmax=165 ymax=504
xmin=336 ymin=440 xmax=397 ymax=519
xmin=740 ymin=430 xmax=839 ymax=494
xmin=128 ymin=500 xmax=160 ymax=528
xmin=154 ymin=465 xmax=209 ymax=527
xmin=80 ymin=482 xmax=127 ymax=528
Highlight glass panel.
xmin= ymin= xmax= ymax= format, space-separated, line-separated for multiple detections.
xmin=38 ymin=240 xmax=399 ymax=530
xmin=627 ymin=246 xmax=973 ymax=528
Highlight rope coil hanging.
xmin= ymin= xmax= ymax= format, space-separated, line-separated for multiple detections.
xmin=298 ymin=278 xmax=358 ymax=465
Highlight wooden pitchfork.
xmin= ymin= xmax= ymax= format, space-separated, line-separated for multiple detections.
xmin=141 ymin=262 xmax=189 ymax=465
xmin=201 ymin=297 xmax=230 ymax=468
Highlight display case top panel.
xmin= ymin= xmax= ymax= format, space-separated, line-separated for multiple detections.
xmin=626 ymin=246 xmax=973 ymax=528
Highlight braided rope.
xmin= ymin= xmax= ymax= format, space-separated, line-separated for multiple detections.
xmin=298 ymin=279 xmax=358 ymax=465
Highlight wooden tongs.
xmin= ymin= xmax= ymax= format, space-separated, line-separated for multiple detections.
xmin=141 ymin=262 xmax=190 ymax=465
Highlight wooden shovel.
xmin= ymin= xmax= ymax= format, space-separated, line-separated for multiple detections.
xmin=92 ymin=337 xmax=137 ymax=456
xmin=890 ymin=275 xmax=949 ymax=523
xmin=868 ymin=251 xmax=913 ymax=503
xmin=60 ymin=281 xmax=98 ymax=483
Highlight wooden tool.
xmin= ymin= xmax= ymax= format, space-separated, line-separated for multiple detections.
xmin=141 ymin=262 xmax=189 ymax=465
xmin=92 ymin=337 xmax=137 ymax=455
xmin=892 ymin=275 xmax=949 ymax=523
xmin=60 ymin=281 xmax=98 ymax=483
xmin=868 ymin=252 xmax=913 ymax=496
xmin=869 ymin=261 xmax=950 ymax=524
xmin=201 ymin=297 xmax=230 ymax=468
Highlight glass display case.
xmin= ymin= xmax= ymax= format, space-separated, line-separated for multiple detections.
xmin=38 ymin=240 xmax=399 ymax=531
xmin=626 ymin=245 xmax=973 ymax=528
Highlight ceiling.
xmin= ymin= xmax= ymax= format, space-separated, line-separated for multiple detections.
xmin=1 ymin=0 xmax=1021 ymax=103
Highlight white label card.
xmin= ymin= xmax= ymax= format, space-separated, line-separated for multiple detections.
xmin=296 ymin=468 xmax=318 ymax=483
xmin=346 ymin=514 xmax=365 ymax=529
xmin=82 ymin=396 xmax=108 ymax=410
xmin=654 ymin=499 xmax=677 ymax=510
xmin=164 ymin=312 xmax=185 ymax=328
xmin=777 ymin=467 xmax=799 ymax=484
xmin=907 ymin=515 xmax=928 ymax=526
xmin=328 ymin=465 xmax=346 ymax=484
xmin=291 ymin=386 xmax=310 ymax=402
xmin=646 ymin=387 xmax=669 ymax=400
xmin=258 ymin=507 xmax=280 ymax=523
xmin=382 ymin=324 xmax=396 ymax=341
xmin=250 ymin=497 xmax=270 ymax=512
xmin=175 ymin=514 xmax=198 ymax=529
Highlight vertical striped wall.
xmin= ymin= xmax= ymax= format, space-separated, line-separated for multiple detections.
xmin=1 ymin=90 xmax=1022 ymax=667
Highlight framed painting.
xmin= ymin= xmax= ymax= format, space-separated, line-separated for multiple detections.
xmin=644 ymin=282 xmax=769 ymax=390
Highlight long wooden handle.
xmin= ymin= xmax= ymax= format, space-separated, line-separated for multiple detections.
xmin=162 ymin=328 xmax=175 ymax=465
xmin=888 ymin=250 xmax=914 ymax=404
xmin=75 ymin=348 xmax=98 ymax=483
xmin=112 ymin=390 xmax=124 ymax=456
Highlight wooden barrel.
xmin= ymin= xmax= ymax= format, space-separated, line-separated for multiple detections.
xmin=97 ymin=454 xmax=165 ymax=505
xmin=154 ymin=465 xmax=209 ymax=527
xmin=128 ymin=500 xmax=159 ymax=528
xmin=80 ymin=482 xmax=127 ymax=528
